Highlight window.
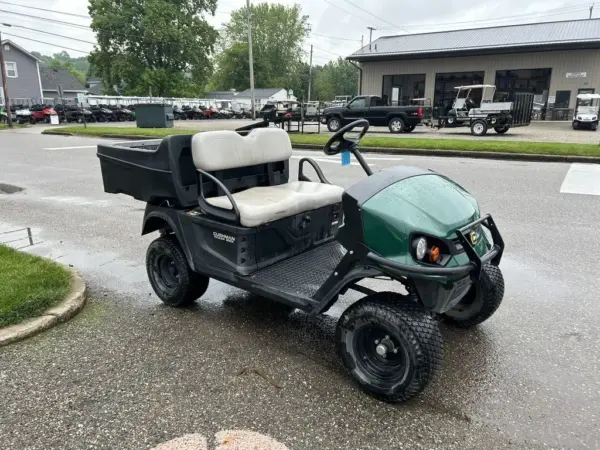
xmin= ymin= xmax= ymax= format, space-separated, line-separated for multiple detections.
xmin=494 ymin=68 xmax=551 ymax=102
xmin=5 ymin=62 xmax=17 ymax=78
xmin=347 ymin=97 xmax=366 ymax=109
xmin=554 ymin=90 xmax=571 ymax=109
xmin=382 ymin=74 xmax=426 ymax=106
xmin=434 ymin=71 xmax=484 ymax=112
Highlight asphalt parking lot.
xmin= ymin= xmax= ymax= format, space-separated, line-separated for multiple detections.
xmin=1 ymin=131 xmax=599 ymax=449
xmin=24 ymin=117 xmax=600 ymax=144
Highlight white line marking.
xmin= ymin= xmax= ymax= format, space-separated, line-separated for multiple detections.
xmin=43 ymin=145 xmax=96 ymax=150
xmin=560 ymin=163 xmax=600 ymax=196
xmin=292 ymin=151 xmax=402 ymax=162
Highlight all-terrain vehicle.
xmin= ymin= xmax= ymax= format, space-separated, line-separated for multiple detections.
xmin=97 ymin=119 xmax=505 ymax=402
xmin=572 ymin=93 xmax=600 ymax=130
xmin=90 ymin=105 xmax=116 ymax=122
xmin=30 ymin=104 xmax=58 ymax=124
xmin=55 ymin=104 xmax=95 ymax=123
xmin=440 ymin=85 xmax=534 ymax=136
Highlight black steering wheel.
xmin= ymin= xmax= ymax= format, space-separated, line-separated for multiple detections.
xmin=324 ymin=119 xmax=369 ymax=156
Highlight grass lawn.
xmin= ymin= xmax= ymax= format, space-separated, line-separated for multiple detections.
xmin=0 ymin=245 xmax=72 ymax=327
xmin=47 ymin=125 xmax=600 ymax=157
xmin=0 ymin=123 xmax=27 ymax=130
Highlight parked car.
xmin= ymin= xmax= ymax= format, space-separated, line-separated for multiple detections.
xmin=572 ymin=93 xmax=600 ymax=130
xmin=320 ymin=95 xmax=424 ymax=133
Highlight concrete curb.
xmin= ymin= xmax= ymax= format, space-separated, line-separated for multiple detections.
xmin=0 ymin=270 xmax=87 ymax=347
xmin=40 ymin=130 xmax=600 ymax=164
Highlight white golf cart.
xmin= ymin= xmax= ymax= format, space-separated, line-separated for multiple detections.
xmin=573 ymin=93 xmax=600 ymax=131
xmin=444 ymin=84 xmax=534 ymax=136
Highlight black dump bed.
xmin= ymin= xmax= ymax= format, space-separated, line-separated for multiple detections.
xmin=97 ymin=135 xmax=199 ymax=208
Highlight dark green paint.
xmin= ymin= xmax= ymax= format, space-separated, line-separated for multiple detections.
xmin=361 ymin=174 xmax=490 ymax=277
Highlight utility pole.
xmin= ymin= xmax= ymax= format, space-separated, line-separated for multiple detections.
xmin=307 ymin=45 xmax=313 ymax=103
xmin=590 ymin=3 xmax=594 ymax=18
xmin=361 ymin=35 xmax=364 ymax=52
xmin=367 ymin=26 xmax=376 ymax=50
xmin=246 ymin=0 xmax=256 ymax=120
xmin=0 ymin=29 xmax=13 ymax=127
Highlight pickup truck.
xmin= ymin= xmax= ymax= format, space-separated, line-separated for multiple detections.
xmin=320 ymin=95 xmax=424 ymax=133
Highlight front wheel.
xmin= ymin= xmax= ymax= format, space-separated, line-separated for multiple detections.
xmin=572 ymin=121 xmax=579 ymax=130
xmin=337 ymin=293 xmax=443 ymax=403
xmin=442 ymin=264 xmax=504 ymax=328
xmin=471 ymin=119 xmax=488 ymax=136
xmin=327 ymin=117 xmax=341 ymax=132
xmin=146 ymin=236 xmax=210 ymax=307
xmin=388 ymin=117 xmax=405 ymax=133
xmin=592 ymin=122 xmax=598 ymax=131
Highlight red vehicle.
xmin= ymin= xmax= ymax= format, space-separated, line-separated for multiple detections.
xmin=202 ymin=105 xmax=218 ymax=119
xmin=30 ymin=104 xmax=58 ymax=124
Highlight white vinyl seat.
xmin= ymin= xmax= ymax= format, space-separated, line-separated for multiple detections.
xmin=191 ymin=128 xmax=344 ymax=227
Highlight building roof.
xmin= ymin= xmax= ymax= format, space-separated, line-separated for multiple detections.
xmin=40 ymin=67 xmax=86 ymax=92
xmin=235 ymin=88 xmax=285 ymax=99
xmin=0 ymin=39 xmax=42 ymax=62
xmin=348 ymin=18 xmax=600 ymax=61
xmin=205 ymin=90 xmax=238 ymax=100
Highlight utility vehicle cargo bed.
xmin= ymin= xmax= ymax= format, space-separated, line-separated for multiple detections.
xmin=97 ymin=135 xmax=199 ymax=207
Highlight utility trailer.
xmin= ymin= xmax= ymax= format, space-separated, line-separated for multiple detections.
xmin=426 ymin=85 xmax=534 ymax=136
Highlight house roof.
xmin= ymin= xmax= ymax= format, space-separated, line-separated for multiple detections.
xmin=0 ymin=40 xmax=41 ymax=62
xmin=40 ymin=67 xmax=86 ymax=92
xmin=235 ymin=88 xmax=285 ymax=99
xmin=205 ymin=91 xmax=238 ymax=100
xmin=348 ymin=18 xmax=600 ymax=61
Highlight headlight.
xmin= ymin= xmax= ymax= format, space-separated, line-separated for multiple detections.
xmin=415 ymin=237 xmax=427 ymax=260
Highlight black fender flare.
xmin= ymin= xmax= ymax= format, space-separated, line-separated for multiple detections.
xmin=142 ymin=207 xmax=197 ymax=271
xmin=385 ymin=112 xmax=408 ymax=123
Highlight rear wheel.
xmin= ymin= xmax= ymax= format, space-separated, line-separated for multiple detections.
xmin=327 ymin=117 xmax=341 ymax=132
xmin=388 ymin=117 xmax=405 ymax=133
xmin=146 ymin=236 xmax=210 ymax=307
xmin=471 ymin=119 xmax=488 ymax=136
xmin=337 ymin=293 xmax=443 ymax=403
xmin=572 ymin=121 xmax=579 ymax=130
xmin=442 ymin=264 xmax=504 ymax=328
xmin=494 ymin=125 xmax=510 ymax=134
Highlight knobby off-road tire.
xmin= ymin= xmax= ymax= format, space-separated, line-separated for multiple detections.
xmin=442 ymin=264 xmax=505 ymax=328
xmin=146 ymin=236 xmax=209 ymax=307
xmin=494 ymin=126 xmax=510 ymax=134
xmin=336 ymin=293 xmax=443 ymax=403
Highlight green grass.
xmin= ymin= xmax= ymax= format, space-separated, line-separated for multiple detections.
xmin=47 ymin=125 xmax=600 ymax=157
xmin=0 ymin=245 xmax=72 ymax=327
xmin=0 ymin=123 xmax=27 ymax=130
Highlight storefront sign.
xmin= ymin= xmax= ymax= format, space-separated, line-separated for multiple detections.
xmin=566 ymin=72 xmax=587 ymax=78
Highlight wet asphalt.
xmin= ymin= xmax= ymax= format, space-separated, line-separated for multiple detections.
xmin=0 ymin=132 xmax=599 ymax=449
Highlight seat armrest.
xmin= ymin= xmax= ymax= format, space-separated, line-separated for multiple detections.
xmin=298 ymin=157 xmax=331 ymax=184
xmin=197 ymin=169 xmax=241 ymax=224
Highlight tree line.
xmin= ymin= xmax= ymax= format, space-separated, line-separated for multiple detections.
xmin=65 ymin=0 xmax=359 ymax=100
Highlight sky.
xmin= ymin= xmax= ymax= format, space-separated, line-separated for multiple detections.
xmin=0 ymin=0 xmax=597 ymax=64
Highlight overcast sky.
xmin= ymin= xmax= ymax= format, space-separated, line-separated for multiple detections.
xmin=0 ymin=0 xmax=597 ymax=64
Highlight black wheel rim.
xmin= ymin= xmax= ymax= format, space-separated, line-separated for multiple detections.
xmin=353 ymin=324 xmax=410 ymax=387
xmin=151 ymin=253 xmax=180 ymax=293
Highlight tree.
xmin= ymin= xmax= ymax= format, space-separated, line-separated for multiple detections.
xmin=213 ymin=3 xmax=309 ymax=93
xmin=312 ymin=58 xmax=359 ymax=101
xmin=88 ymin=0 xmax=218 ymax=97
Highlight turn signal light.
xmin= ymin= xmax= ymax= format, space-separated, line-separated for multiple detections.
xmin=429 ymin=245 xmax=440 ymax=263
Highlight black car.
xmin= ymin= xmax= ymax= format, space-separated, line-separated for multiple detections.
xmin=321 ymin=95 xmax=424 ymax=133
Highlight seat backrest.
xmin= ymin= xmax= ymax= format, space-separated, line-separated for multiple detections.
xmin=191 ymin=128 xmax=292 ymax=172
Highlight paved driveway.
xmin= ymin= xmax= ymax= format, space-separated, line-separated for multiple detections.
xmin=0 ymin=131 xmax=599 ymax=449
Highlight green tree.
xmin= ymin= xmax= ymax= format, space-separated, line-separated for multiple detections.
xmin=312 ymin=58 xmax=359 ymax=101
xmin=213 ymin=3 xmax=309 ymax=93
xmin=88 ymin=0 xmax=218 ymax=97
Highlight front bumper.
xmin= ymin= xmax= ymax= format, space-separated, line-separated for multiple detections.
xmin=366 ymin=214 xmax=504 ymax=281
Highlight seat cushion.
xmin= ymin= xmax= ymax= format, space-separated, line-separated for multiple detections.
xmin=206 ymin=181 xmax=344 ymax=227
xmin=191 ymin=128 xmax=292 ymax=172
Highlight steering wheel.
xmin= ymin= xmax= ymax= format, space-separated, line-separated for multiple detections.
xmin=324 ymin=119 xmax=369 ymax=156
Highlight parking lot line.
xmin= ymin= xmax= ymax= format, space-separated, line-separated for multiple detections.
xmin=560 ymin=163 xmax=600 ymax=196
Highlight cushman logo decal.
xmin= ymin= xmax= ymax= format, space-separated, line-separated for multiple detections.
xmin=213 ymin=232 xmax=235 ymax=243
xmin=470 ymin=231 xmax=478 ymax=245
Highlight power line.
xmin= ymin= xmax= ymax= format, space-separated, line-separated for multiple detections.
xmin=310 ymin=32 xmax=360 ymax=42
xmin=340 ymin=0 xmax=405 ymax=31
xmin=377 ymin=2 xmax=596 ymax=31
xmin=0 ymin=32 xmax=89 ymax=54
xmin=0 ymin=1 xmax=91 ymax=19
xmin=311 ymin=45 xmax=347 ymax=58
xmin=0 ymin=9 xmax=90 ymax=30
xmin=322 ymin=0 xmax=374 ymax=25
xmin=0 ymin=24 xmax=95 ymax=45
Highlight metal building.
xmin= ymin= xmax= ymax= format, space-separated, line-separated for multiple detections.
xmin=347 ymin=19 xmax=600 ymax=119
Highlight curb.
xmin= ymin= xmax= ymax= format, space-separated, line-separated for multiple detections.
xmin=0 ymin=270 xmax=87 ymax=347
xmin=40 ymin=130 xmax=600 ymax=164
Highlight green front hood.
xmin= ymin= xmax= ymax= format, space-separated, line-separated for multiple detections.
xmin=361 ymin=174 xmax=480 ymax=262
